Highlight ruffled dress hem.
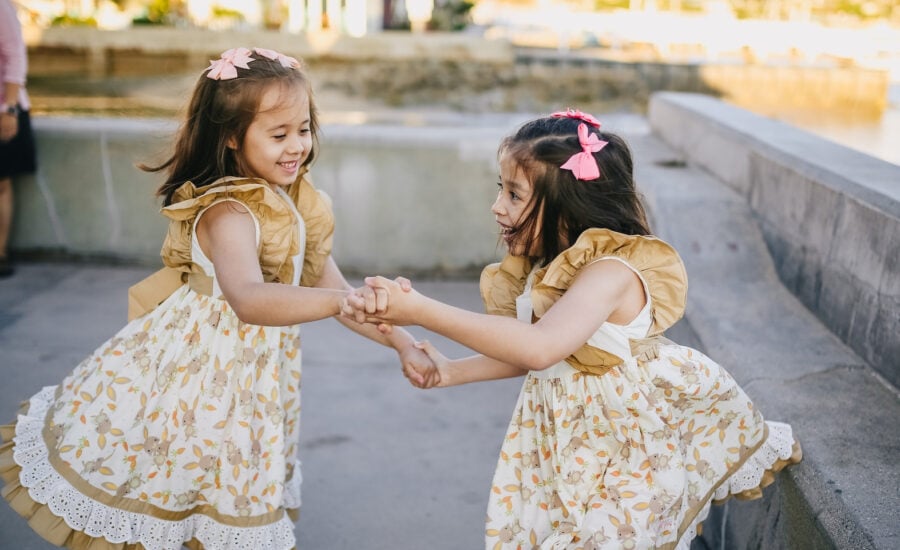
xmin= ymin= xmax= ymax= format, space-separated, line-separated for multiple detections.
xmin=669 ymin=421 xmax=802 ymax=550
xmin=1 ymin=387 xmax=300 ymax=550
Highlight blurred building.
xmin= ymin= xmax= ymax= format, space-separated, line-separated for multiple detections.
xmin=13 ymin=0 xmax=898 ymax=35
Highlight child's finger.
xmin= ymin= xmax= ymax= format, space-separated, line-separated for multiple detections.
xmin=363 ymin=286 xmax=379 ymax=314
xmin=414 ymin=340 xmax=440 ymax=362
xmin=376 ymin=322 xmax=394 ymax=335
xmin=423 ymin=368 xmax=441 ymax=389
xmin=395 ymin=276 xmax=413 ymax=292
xmin=339 ymin=299 xmax=355 ymax=318
xmin=374 ymin=286 xmax=389 ymax=313
xmin=364 ymin=275 xmax=391 ymax=289
xmin=403 ymin=362 xmax=424 ymax=386
xmin=344 ymin=293 xmax=361 ymax=310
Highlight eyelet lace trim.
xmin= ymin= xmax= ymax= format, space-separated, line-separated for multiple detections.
xmin=12 ymin=386 xmax=299 ymax=550
xmin=673 ymin=421 xmax=797 ymax=549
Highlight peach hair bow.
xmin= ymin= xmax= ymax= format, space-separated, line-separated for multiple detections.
xmin=206 ymin=47 xmax=254 ymax=80
xmin=254 ymin=48 xmax=300 ymax=69
xmin=551 ymin=108 xmax=601 ymax=129
xmin=561 ymin=123 xmax=608 ymax=181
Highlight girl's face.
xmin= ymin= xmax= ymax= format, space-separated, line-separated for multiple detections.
xmin=231 ymin=83 xmax=312 ymax=189
xmin=493 ymin=152 xmax=541 ymax=257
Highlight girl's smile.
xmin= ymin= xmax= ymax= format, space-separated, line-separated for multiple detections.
xmin=231 ymin=84 xmax=312 ymax=189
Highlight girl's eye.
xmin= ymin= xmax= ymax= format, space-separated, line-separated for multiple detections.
xmin=496 ymin=181 xmax=520 ymax=201
xmin=273 ymin=134 xmax=286 ymax=140
xmin=300 ymin=128 xmax=311 ymax=134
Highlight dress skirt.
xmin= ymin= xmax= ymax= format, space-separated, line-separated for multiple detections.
xmin=0 ymin=285 xmax=304 ymax=550
xmin=484 ymin=343 xmax=802 ymax=550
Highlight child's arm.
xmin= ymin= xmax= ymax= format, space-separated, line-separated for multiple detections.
xmin=199 ymin=201 xmax=347 ymax=326
xmin=198 ymin=201 xmax=436 ymax=385
xmin=352 ymin=259 xmax=644 ymax=372
xmin=314 ymin=256 xmax=439 ymax=387
xmin=414 ymin=341 xmax=527 ymax=387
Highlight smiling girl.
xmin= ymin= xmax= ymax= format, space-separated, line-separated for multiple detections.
xmin=0 ymin=47 xmax=433 ymax=550
xmin=348 ymin=111 xmax=803 ymax=549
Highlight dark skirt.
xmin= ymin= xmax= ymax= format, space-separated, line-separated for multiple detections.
xmin=0 ymin=109 xmax=37 ymax=179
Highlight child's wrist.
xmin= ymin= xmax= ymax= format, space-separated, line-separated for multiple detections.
xmin=390 ymin=331 xmax=415 ymax=352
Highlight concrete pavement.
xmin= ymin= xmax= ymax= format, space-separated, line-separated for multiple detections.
xmin=0 ymin=264 xmax=523 ymax=549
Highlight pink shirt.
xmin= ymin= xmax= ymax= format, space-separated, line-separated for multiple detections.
xmin=0 ymin=0 xmax=30 ymax=110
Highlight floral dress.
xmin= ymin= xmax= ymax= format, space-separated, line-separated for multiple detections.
xmin=482 ymin=229 xmax=802 ymax=550
xmin=0 ymin=175 xmax=334 ymax=550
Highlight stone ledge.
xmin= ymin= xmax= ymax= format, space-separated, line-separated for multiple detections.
xmin=632 ymin=125 xmax=899 ymax=549
xmin=648 ymin=91 xmax=900 ymax=391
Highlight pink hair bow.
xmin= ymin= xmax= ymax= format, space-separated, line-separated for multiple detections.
xmin=551 ymin=108 xmax=601 ymax=129
xmin=561 ymin=123 xmax=608 ymax=181
xmin=254 ymin=48 xmax=300 ymax=69
xmin=206 ymin=47 xmax=254 ymax=80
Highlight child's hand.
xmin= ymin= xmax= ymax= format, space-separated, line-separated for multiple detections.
xmin=397 ymin=341 xmax=441 ymax=389
xmin=340 ymin=277 xmax=413 ymax=332
xmin=412 ymin=340 xmax=452 ymax=388
xmin=358 ymin=276 xmax=420 ymax=326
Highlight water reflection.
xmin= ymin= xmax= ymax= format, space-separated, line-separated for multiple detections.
xmin=745 ymin=83 xmax=900 ymax=166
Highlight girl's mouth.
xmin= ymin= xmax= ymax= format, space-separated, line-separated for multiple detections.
xmin=498 ymin=222 xmax=515 ymax=242
xmin=279 ymin=160 xmax=299 ymax=171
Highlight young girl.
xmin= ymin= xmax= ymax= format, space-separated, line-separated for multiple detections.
xmin=347 ymin=110 xmax=803 ymax=549
xmin=0 ymin=47 xmax=432 ymax=550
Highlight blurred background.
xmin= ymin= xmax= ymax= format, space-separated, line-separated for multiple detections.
xmin=11 ymin=0 xmax=900 ymax=165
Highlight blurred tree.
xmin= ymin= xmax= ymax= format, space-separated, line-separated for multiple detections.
xmin=429 ymin=0 xmax=473 ymax=30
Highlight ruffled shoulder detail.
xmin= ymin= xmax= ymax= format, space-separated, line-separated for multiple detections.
xmin=532 ymin=228 xmax=688 ymax=336
xmin=286 ymin=175 xmax=335 ymax=287
xmin=160 ymin=176 xmax=300 ymax=285
xmin=480 ymin=254 xmax=532 ymax=317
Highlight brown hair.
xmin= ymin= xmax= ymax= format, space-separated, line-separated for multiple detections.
xmin=142 ymin=50 xmax=320 ymax=205
xmin=500 ymin=115 xmax=651 ymax=266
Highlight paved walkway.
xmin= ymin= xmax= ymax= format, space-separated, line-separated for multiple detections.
xmin=0 ymin=263 xmax=523 ymax=549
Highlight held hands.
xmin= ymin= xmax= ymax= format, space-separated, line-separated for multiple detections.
xmin=396 ymin=339 xmax=444 ymax=389
xmin=342 ymin=276 xmax=421 ymax=328
xmin=342 ymin=276 xmax=444 ymax=388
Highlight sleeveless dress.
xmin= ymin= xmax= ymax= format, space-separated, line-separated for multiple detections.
xmin=482 ymin=229 xmax=802 ymax=550
xmin=0 ymin=176 xmax=333 ymax=550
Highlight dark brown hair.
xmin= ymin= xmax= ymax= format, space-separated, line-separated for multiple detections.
xmin=143 ymin=50 xmax=320 ymax=205
xmin=500 ymin=115 xmax=651 ymax=266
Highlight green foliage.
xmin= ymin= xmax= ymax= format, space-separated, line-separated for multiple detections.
xmin=429 ymin=0 xmax=475 ymax=31
xmin=211 ymin=5 xmax=245 ymax=20
xmin=594 ymin=0 xmax=630 ymax=10
xmin=829 ymin=0 xmax=891 ymax=19
xmin=51 ymin=14 xmax=98 ymax=26
xmin=132 ymin=0 xmax=172 ymax=25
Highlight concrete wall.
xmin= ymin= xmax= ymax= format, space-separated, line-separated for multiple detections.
xmin=649 ymin=92 xmax=900 ymax=390
xmin=10 ymin=116 xmax=512 ymax=275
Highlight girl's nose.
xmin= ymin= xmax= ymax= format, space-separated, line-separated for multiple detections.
xmin=287 ymin=135 xmax=304 ymax=154
xmin=491 ymin=193 xmax=504 ymax=215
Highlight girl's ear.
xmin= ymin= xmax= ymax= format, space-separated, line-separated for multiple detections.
xmin=226 ymin=136 xmax=238 ymax=150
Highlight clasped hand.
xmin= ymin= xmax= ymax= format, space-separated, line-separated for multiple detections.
xmin=342 ymin=276 xmax=447 ymax=389
xmin=342 ymin=276 xmax=417 ymax=328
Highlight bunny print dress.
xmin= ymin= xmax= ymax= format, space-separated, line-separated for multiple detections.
xmin=481 ymin=229 xmax=802 ymax=550
xmin=0 ymin=175 xmax=335 ymax=550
